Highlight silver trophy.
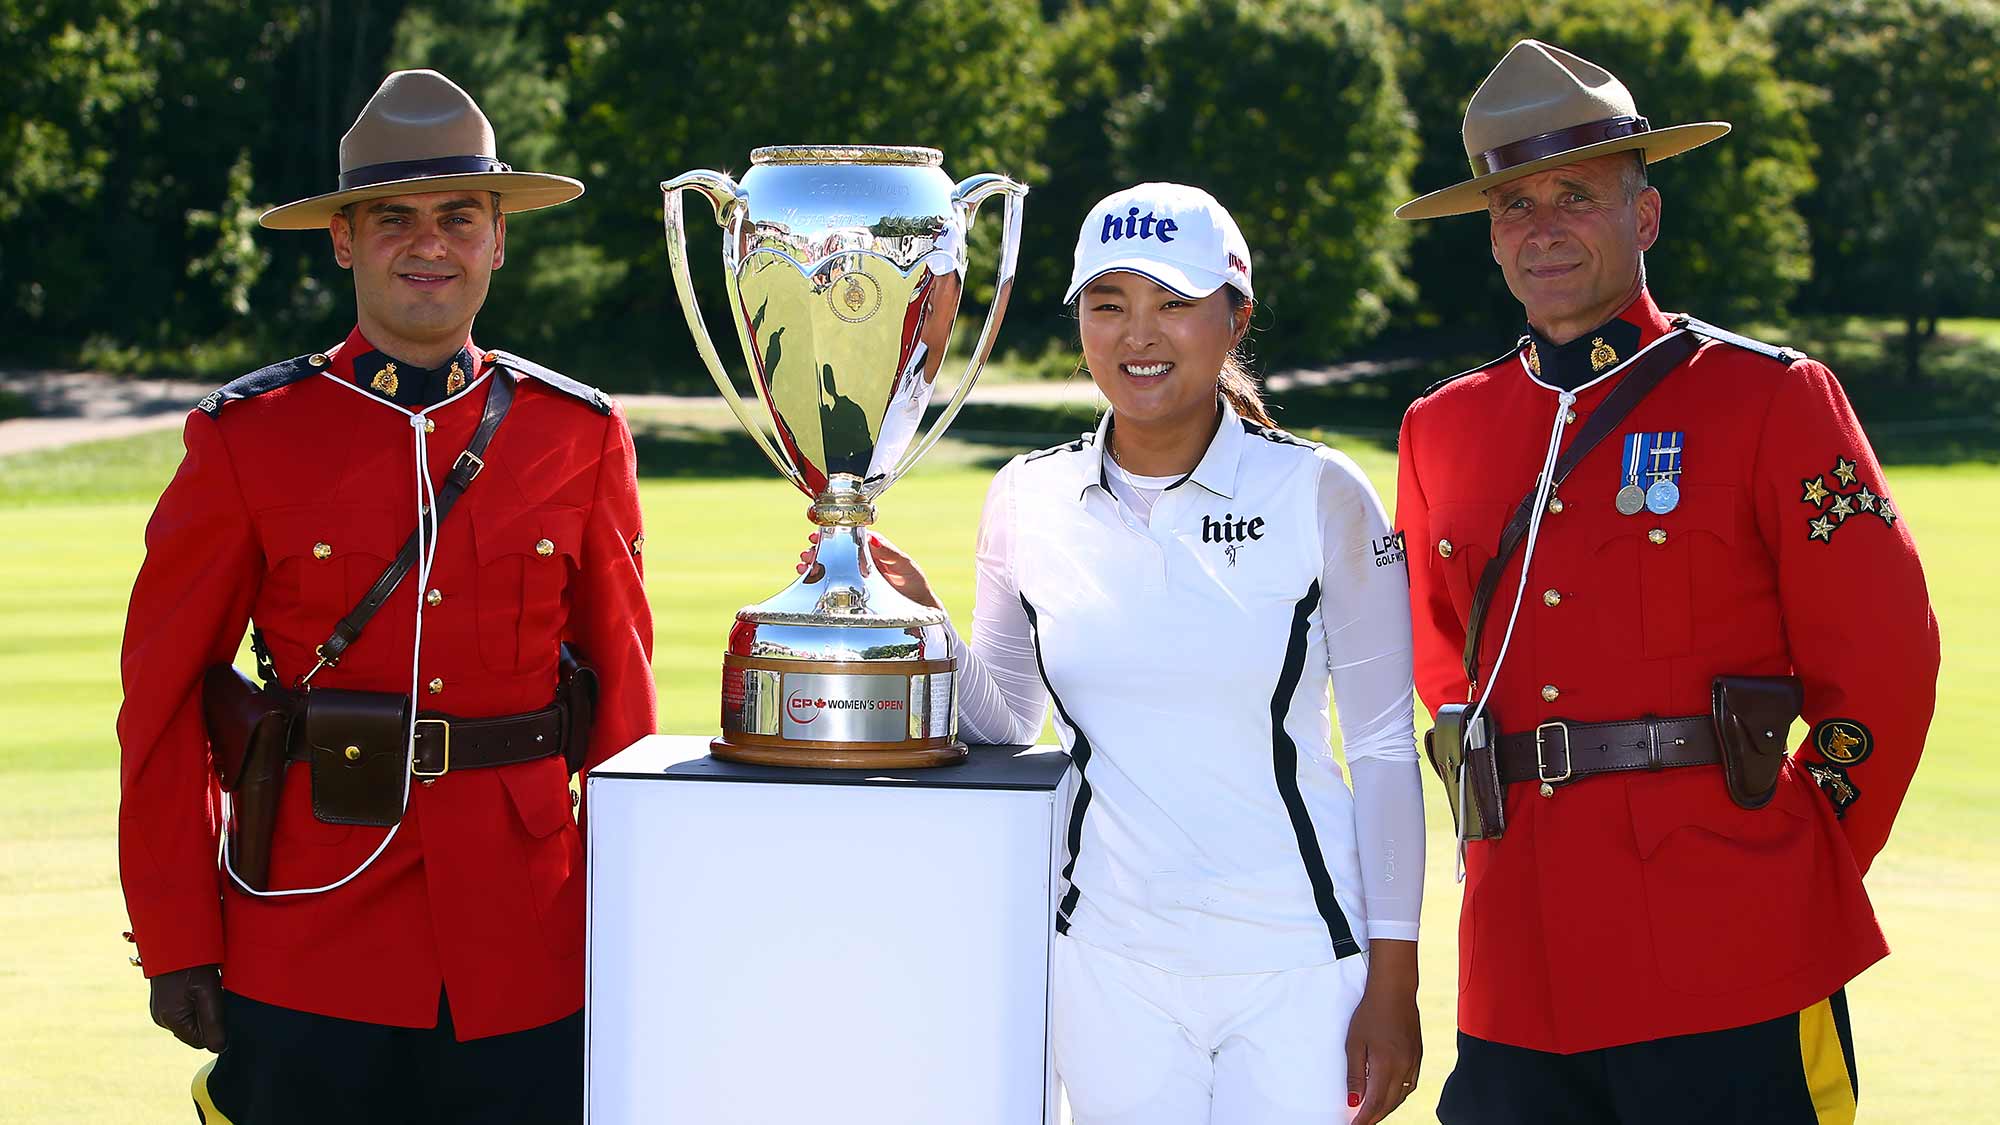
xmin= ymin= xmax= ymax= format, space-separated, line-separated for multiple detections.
xmin=663 ymin=146 xmax=1027 ymax=768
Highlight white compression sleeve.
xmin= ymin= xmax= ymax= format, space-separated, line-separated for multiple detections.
xmin=1315 ymin=449 xmax=1425 ymax=942
xmin=950 ymin=462 xmax=1050 ymax=746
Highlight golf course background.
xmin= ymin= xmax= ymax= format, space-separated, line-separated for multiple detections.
xmin=0 ymin=388 xmax=1991 ymax=1122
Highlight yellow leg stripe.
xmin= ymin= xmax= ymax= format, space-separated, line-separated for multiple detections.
xmin=1799 ymin=997 xmax=1856 ymax=1125
xmin=191 ymin=1058 xmax=236 ymax=1125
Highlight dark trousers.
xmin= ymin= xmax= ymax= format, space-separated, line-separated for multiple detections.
xmin=1438 ymin=990 xmax=1858 ymax=1125
xmin=200 ymin=990 xmax=583 ymax=1125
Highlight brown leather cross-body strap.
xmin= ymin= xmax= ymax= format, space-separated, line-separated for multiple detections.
xmin=304 ymin=368 xmax=516 ymax=681
xmin=1462 ymin=326 xmax=1701 ymax=694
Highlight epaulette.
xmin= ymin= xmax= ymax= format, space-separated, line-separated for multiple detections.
xmin=486 ymin=349 xmax=614 ymax=415
xmin=194 ymin=354 xmax=322 ymax=416
xmin=1420 ymin=335 xmax=1530 ymax=399
xmin=1674 ymin=316 xmax=1803 ymax=365
xmin=1240 ymin=418 xmax=1317 ymax=449
xmin=1024 ymin=430 xmax=1095 ymax=462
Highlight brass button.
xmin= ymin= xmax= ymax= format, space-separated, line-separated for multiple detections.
xmin=312 ymin=542 xmax=332 ymax=560
xmin=309 ymin=353 xmax=328 ymax=367
xmin=1649 ymin=528 xmax=1668 ymax=545
xmin=426 ymin=588 xmax=443 ymax=607
xmin=428 ymin=678 xmax=444 ymax=695
xmin=129 ymin=955 xmax=143 ymax=968
xmin=1565 ymin=409 xmax=1577 ymax=425
xmin=1547 ymin=496 xmax=1565 ymax=515
xmin=1543 ymin=589 xmax=1562 ymax=607
xmin=1437 ymin=538 xmax=1455 ymax=559
xmin=535 ymin=538 xmax=555 ymax=557
xmin=423 ymin=417 xmax=437 ymax=434
xmin=1542 ymin=684 xmax=1561 ymax=702
xmin=343 ymin=745 xmax=362 ymax=762
xmin=631 ymin=534 xmax=645 ymax=554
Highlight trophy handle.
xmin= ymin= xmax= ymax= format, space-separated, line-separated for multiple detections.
xmin=662 ymin=170 xmax=809 ymax=492
xmin=875 ymin=172 xmax=1029 ymax=494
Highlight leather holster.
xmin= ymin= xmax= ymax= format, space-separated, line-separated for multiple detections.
xmin=1710 ymin=675 xmax=1803 ymax=809
xmin=200 ymin=664 xmax=296 ymax=890
xmin=558 ymin=643 xmax=598 ymax=775
xmin=302 ymin=688 xmax=411 ymax=827
xmin=1425 ymin=703 xmax=1505 ymax=840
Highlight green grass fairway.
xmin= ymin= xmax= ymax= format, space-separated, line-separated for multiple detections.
xmin=0 ymin=427 xmax=1992 ymax=1123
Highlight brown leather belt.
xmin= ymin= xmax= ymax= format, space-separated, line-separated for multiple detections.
xmin=1496 ymin=715 xmax=1717 ymax=789
xmin=289 ymin=703 xmax=565 ymax=776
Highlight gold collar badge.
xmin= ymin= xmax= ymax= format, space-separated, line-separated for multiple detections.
xmin=445 ymin=360 xmax=467 ymax=395
xmin=1526 ymin=344 xmax=1541 ymax=377
xmin=1589 ymin=337 xmax=1619 ymax=372
xmin=370 ymin=362 xmax=399 ymax=397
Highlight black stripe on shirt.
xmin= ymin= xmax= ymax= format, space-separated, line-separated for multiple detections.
xmin=1271 ymin=580 xmax=1363 ymax=958
xmin=1021 ymin=594 xmax=1092 ymax=935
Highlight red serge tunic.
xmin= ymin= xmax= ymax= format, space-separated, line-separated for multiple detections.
xmin=1394 ymin=291 xmax=1939 ymax=1053
xmin=117 ymin=328 xmax=657 ymax=1039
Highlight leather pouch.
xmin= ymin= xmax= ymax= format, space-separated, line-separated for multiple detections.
xmin=1710 ymin=675 xmax=1803 ymax=809
xmin=303 ymin=688 xmax=410 ymax=827
xmin=558 ymin=643 xmax=598 ymax=776
xmin=201 ymin=664 xmax=296 ymax=889
xmin=1426 ymin=703 xmax=1506 ymax=840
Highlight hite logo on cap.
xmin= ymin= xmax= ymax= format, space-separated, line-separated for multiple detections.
xmin=1101 ymin=207 xmax=1180 ymax=244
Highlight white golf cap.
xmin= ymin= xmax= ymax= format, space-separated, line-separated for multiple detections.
xmin=1064 ymin=182 xmax=1253 ymax=305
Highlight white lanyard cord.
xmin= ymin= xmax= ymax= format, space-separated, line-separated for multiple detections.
xmin=1453 ymin=386 xmax=1576 ymax=881
xmin=220 ymin=371 xmax=484 ymax=898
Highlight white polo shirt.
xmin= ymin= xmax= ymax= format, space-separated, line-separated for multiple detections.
xmin=953 ymin=400 xmax=1423 ymax=975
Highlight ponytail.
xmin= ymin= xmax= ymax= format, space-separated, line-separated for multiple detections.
xmin=1219 ymin=289 xmax=1274 ymax=427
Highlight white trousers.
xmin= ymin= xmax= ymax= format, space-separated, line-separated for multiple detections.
xmin=1053 ymin=936 xmax=1368 ymax=1125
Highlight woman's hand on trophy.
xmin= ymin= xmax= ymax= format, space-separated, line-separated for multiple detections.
xmin=795 ymin=531 xmax=944 ymax=610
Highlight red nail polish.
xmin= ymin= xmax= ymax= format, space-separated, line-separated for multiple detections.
xmin=1348 ymin=1092 xmax=1361 ymax=1108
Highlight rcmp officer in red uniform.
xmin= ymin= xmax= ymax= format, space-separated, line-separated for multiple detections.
xmin=117 ymin=70 xmax=655 ymax=1122
xmin=1393 ymin=41 xmax=1939 ymax=1123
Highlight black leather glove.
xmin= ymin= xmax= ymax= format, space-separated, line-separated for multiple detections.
xmin=149 ymin=964 xmax=227 ymax=1052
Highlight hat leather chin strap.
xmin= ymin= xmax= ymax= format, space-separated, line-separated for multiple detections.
xmin=339 ymin=154 xmax=513 ymax=191
xmin=1473 ymin=115 xmax=1650 ymax=177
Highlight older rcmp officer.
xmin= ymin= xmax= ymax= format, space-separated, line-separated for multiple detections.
xmin=117 ymin=70 xmax=655 ymax=1122
xmin=1393 ymin=41 xmax=1939 ymax=1123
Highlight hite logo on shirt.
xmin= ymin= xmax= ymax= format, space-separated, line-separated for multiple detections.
xmin=1202 ymin=513 xmax=1265 ymax=566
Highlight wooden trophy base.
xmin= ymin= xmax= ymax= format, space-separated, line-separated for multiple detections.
xmin=709 ymin=736 xmax=968 ymax=770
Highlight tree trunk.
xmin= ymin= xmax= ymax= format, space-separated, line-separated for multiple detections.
xmin=1924 ymin=315 xmax=1940 ymax=339
xmin=1901 ymin=313 xmax=1925 ymax=385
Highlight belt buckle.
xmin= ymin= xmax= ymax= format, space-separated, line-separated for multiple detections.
xmin=413 ymin=718 xmax=451 ymax=778
xmin=1535 ymin=720 xmax=1573 ymax=787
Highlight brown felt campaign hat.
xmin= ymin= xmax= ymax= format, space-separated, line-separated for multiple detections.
xmin=259 ymin=69 xmax=582 ymax=230
xmin=1395 ymin=40 xmax=1730 ymax=221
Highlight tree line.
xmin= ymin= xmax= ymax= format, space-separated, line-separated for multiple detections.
xmin=4 ymin=0 xmax=1997 ymax=389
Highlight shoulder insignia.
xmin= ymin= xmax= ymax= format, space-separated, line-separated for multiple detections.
xmin=1812 ymin=718 xmax=1873 ymax=766
xmin=195 ymin=354 xmax=322 ymax=416
xmin=1024 ymin=430 xmax=1095 ymax=462
xmin=1805 ymin=761 xmax=1860 ymax=819
xmin=1420 ymin=336 xmax=1528 ymax=400
xmin=1675 ymin=316 xmax=1803 ymax=365
xmin=1239 ymin=418 xmax=1317 ymax=449
xmin=486 ymin=349 xmax=614 ymax=415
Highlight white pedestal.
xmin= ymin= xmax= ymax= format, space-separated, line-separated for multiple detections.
xmin=586 ymin=734 xmax=1072 ymax=1124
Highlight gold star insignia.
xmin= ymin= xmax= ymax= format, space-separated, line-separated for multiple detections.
xmin=370 ymin=362 xmax=399 ymax=397
xmin=1878 ymin=498 xmax=1898 ymax=526
xmin=445 ymin=361 xmax=466 ymax=395
xmin=1808 ymin=515 xmax=1835 ymax=542
xmin=1829 ymin=494 xmax=1855 ymax=520
xmin=1802 ymin=476 xmax=1830 ymax=506
xmin=1589 ymin=337 xmax=1619 ymax=372
xmin=1833 ymin=457 xmax=1858 ymax=486
xmin=1855 ymin=486 xmax=1877 ymax=511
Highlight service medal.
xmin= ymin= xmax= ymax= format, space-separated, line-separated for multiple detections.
xmin=1615 ymin=484 xmax=1647 ymax=516
xmin=1616 ymin=433 xmax=1647 ymax=516
xmin=1645 ymin=477 xmax=1680 ymax=514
